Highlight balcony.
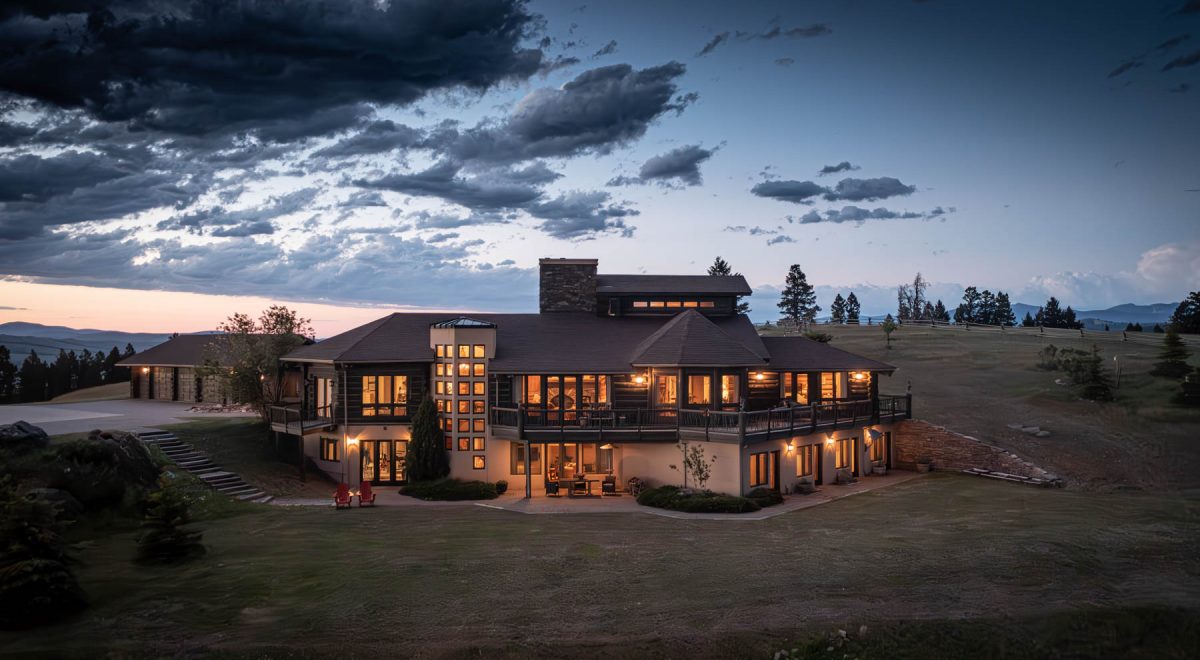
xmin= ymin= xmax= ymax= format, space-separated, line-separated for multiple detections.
xmin=268 ymin=403 xmax=334 ymax=435
xmin=490 ymin=394 xmax=911 ymax=444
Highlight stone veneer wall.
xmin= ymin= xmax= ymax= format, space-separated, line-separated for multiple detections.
xmin=539 ymin=259 xmax=597 ymax=312
xmin=893 ymin=419 xmax=1059 ymax=482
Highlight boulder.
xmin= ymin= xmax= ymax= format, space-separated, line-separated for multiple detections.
xmin=1035 ymin=430 xmax=1051 ymax=438
xmin=0 ymin=421 xmax=50 ymax=455
xmin=25 ymin=487 xmax=84 ymax=520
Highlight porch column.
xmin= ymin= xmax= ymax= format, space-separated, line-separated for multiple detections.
xmin=524 ymin=440 xmax=532 ymax=499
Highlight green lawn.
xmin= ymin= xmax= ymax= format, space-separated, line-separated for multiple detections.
xmin=3 ymin=474 xmax=1197 ymax=657
xmin=799 ymin=325 xmax=1200 ymax=491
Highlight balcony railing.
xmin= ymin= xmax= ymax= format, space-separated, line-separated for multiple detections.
xmin=268 ymin=403 xmax=333 ymax=434
xmin=491 ymin=394 xmax=911 ymax=442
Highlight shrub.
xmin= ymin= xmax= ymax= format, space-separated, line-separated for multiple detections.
xmin=636 ymin=485 xmax=761 ymax=514
xmin=495 ymin=479 xmax=508 ymax=495
xmin=803 ymin=331 xmax=833 ymax=343
xmin=400 ymin=478 xmax=498 ymax=501
xmin=746 ymin=487 xmax=784 ymax=507
xmin=137 ymin=474 xmax=205 ymax=564
xmin=43 ymin=431 xmax=161 ymax=511
xmin=1036 ymin=344 xmax=1059 ymax=370
xmin=0 ymin=476 xmax=86 ymax=630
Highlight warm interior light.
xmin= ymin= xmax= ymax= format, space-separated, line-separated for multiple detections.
xmin=851 ymin=372 xmax=867 ymax=381
xmin=754 ymin=372 xmax=765 ymax=381
xmin=141 ymin=367 xmax=149 ymax=374
xmin=600 ymin=443 xmax=614 ymax=450
xmin=633 ymin=374 xmax=646 ymax=384
xmin=786 ymin=442 xmax=795 ymax=453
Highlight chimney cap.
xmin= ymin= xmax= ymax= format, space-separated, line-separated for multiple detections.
xmin=539 ymin=258 xmax=598 ymax=266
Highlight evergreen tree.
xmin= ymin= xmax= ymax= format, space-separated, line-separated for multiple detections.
xmin=845 ymin=292 xmax=861 ymax=325
xmin=882 ymin=314 xmax=898 ymax=348
xmin=994 ymin=292 xmax=1016 ymax=326
xmin=1063 ymin=306 xmax=1078 ymax=330
xmin=778 ymin=264 xmax=820 ymax=325
xmin=977 ymin=290 xmax=996 ymax=325
xmin=897 ymin=284 xmax=912 ymax=321
xmin=932 ymin=299 xmax=950 ymax=322
xmin=0 ymin=475 xmax=86 ymax=629
xmin=1152 ymin=323 xmax=1164 ymax=333
xmin=921 ymin=301 xmax=935 ymax=322
xmin=1042 ymin=297 xmax=1064 ymax=328
xmin=0 ymin=346 xmax=14 ymax=402
xmin=1150 ymin=326 xmax=1192 ymax=379
xmin=1169 ymin=291 xmax=1200 ymax=334
xmin=956 ymin=286 xmax=981 ymax=324
xmin=1022 ymin=311 xmax=1036 ymax=327
xmin=707 ymin=256 xmax=751 ymax=314
xmin=829 ymin=294 xmax=847 ymax=324
xmin=1079 ymin=345 xmax=1114 ymax=402
xmin=406 ymin=398 xmax=449 ymax=482
xmin=137 ymin=474 xmax=205 ymax=563
xmin=17 ymin=351 xmax=47 ymax=402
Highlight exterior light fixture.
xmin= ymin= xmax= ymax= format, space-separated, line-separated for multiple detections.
xmin=851 ymin=372 xmax=867 ymax=381
xmin=786 ymin=442 xmax=795 ymax=453
xmin=826 ymin=435 xmax=835 ymax=446
xmin=600 ymin=443 xmax=614 ymax=450
xmin=142 ymin=367 xmax=150 ymax=374
xmin=633 ymin=374 xmax=646 ymax=385
xmin=754 ymin=372 xmax=765 ymax=381
xmin=346 ymin=436 xmax=359 ymax=447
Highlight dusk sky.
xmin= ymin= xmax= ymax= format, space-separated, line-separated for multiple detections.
xmin=1 ymin=0 xmax=1197 ymax=334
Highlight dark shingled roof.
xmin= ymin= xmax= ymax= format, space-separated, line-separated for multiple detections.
xmin=283 ymin=312 xmax=768 ymax=372
xmin=630 ymin=310 xmax=766 ymax=367
xmin=430 ymin=317 xmax=496 ymax=328
xmin=595 ymin=274 xmax=752 ymax=296
xmin=759 ymin=336 xmax=895 ymax=372
xmin=116 ymin=334 xmax=225 ymax=367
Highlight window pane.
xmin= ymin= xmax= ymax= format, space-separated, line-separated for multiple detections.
xmin=683 ymin=301 xmax=699 ymax=308
xmin=379 ymin=376 xmax=392 ymax=404
xmin=458 ymin=381 xmax=469 ymax=395
xmin=458 ymin=400 xmax=469 ymax=414
xmin=525 ymin=375 xmax=542 ymax=404
xmin=395 ymin=376 xmax=407 ymax=404
xmin=436 ymin=345 xmax=445 ymax=358
xmin=362 ymin=376 xmax=376 ymax=404
xmin=655 ymin=375 xmax=677 ymax=405
xmin=821 ymin=373 xmax=836 ymax=400
xmin=458 ymin=344 xmax=470 ymax=358
xmin=473 ymin=344 xmax=485 ymax=358
xmin=458 ymin=362 xmax=470 ymax=377
xmin=436 ymin=363 xmax=444 ymax=376
xmin=472 ymin=437 xmax=485 ymax=451
xmin=473 ymin=400 xmax=485 ymax=414
xmin=473 ymin=363 xmax=485 ymax=377
xmin=582 ymin=443 xmax=597 ymax=472
xmin=473 ymin=381 xmax=485 ymax=395
xmin=458 ymin=437 xmax=469 ymax=450
xmin=473 ymin=455 xmax=486 ymax=469
xmin=598 ymin=375 xmax=608 ymax=403
xmin=632 ymin=301 xmax=648 ymax=308
xmin=721 ymin=374 xmax=738 ymax=404
xmin=687 ymin=375 xmax=711 ymax=405
xmin=473 ymin=419 xmax=485 ymax=432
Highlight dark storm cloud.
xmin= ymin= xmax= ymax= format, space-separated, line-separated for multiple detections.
xmin=211 ymin=221 xmax=276 ymax=237
xmin=155 ymin=188 xmax=321 ymax=235
xmin=442 ymin=62 xmax=693 ymax=164
xmin=817 ymin=161 xmax=860 ymax=176
xmin=312 ymin=120 xmax=424 ymax=159
xmin=799 ymin=206 xmax=923 ymax=224
xmin=750 ymin=179 xmax=827 ymax=204
xmin=0 ymin=0 xmax=543 ymax=137
xmin=0 ymin=151 xmax=131 ymax=202
xmin=608 ymin=144 xmax=715 ymax=187
xmin=526 ymin=191 xmax=637 ymax=239
xmin=354 ymin=161 xmax=544 ymax=210
xmin=824 ymin=177 xmax=917 ymax=202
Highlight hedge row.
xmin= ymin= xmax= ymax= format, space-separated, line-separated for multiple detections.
xmin=636 ymin=485 xmax=761 ymax=514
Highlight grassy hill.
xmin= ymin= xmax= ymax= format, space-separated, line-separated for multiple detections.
xmin=47 ymin=383 xmax=131 ymax=403
xmin=795 ymin=324 xmax=1199 ymax=491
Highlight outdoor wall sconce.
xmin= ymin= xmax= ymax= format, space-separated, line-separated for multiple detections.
xmin=753 ymin=372 xmax=765 ymax=381
xmin=142 ymin=367 xmax=149 ymax=373
xmin=851 ymin=371 xmax=867 ymax=382
xmin=346 ymin=436 xmax=358 ymax=447
xmin=825 ymin=435 xmax=835 ymax=446
xmin=786 ymin=442 xmax=795 ymax=453
xmin=600 ymin=443 xmax=615 ymax=450
xmin=632 ymin=374 xmax=646 ymax=384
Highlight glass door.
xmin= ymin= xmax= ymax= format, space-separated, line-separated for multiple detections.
xmin=562 ymin=376 xmax=578 ymax=421
xmin=361 ymin=440 xmax=377 ymax=482
xmin=360 ymin=440 xmax=406 ymax=484
xmin=546 ymin=376 xmax=562 ymax=423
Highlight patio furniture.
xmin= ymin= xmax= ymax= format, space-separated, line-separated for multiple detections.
xmin=601 ymin=475 xmax=617 ymax=495
xmin=358 ymin=481 xmax=376 ymax=507
xmin=334 ymin=483 xmax=352 ymax=509
xmin=544 ymin=478 xmax=561 ymax=497
xmin=627 ymin=477 xmax=645 ymax=497
xmin=572 ymin=479 xmax=589 ymax=496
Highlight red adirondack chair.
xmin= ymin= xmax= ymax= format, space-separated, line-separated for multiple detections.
xmin=358 ymin=481 xmax=377 ymax=507
xmin=334 ymin=483 xmax=352 ymax=509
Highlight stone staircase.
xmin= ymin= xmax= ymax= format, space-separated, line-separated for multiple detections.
xmin=136 ymin=429 xmax=274 ymax=504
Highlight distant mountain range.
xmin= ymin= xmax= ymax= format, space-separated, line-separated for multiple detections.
xmin=1011 ymin=302 xmax=1178 ymax=330
xmin=0 ymin=322 xmax=188 ymax=364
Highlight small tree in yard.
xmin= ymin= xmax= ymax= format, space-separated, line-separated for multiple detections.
xmin=669 ymin=441 xmax=716 ymax=490
xmin=201 ymin=305 xmax=314 ymax=419
xmin=1150 ymin=326 xmax=1191 ymax=379
xmin=406 ymin=398 xmax=448 ymax=482
xmin=881 ymin=315 xmax=898 ymax=349
xmin=0 ymin=476 xmax=86 ymax=629
xmin=137 ymin=474 xmax=205 ymax=563
xmin=1079 ymin=345 xmax=1114 ymax=402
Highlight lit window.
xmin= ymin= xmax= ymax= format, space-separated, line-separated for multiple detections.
xmin=473 ymin=381 xmax=485 ymax=396
xmin=700 ymin=301 xmax=715 ymax=308
xmin=797 ymin=445 xmax=815 ymax=477
xmin=436 ymin=400 xmax=446 ymax=413
xmin=655 ymin=374 xmax=678 ymax=406
xmin=472 ymin=418 xmax=485 ymax=432
xmin=435 ymin=381 xmax=445 ymax=395
xmin=682 ymin=301 xmax=699 ymax=308
xmin=360 ymin=375 xmax=407 ymax=416
xmin=444 ymin=434 xmax=452 ymax=450
xmin=458 ymin=437 xmax=469 ymax=451
xmin=473 ymin=363 xmax=485 ymax=377
xmin=457 ymin=400 xmax=470 ymax=414
xmin=665 ymin=301 xmax=682 ymax=308
xmin=473 ymin=344 xmax=485 ymax=358
xmin=435 ymin=363 xmax=445 ymax=377
xmin=473 ymin=400 xmax=485 ymax=414
xmin=750 ymin=452 xmax=769 ymax=487
xmin=721 ymin=374 xmax=739 ymax=405
xmin=687 ymin=374 xmax=711 ymax=405
xmin=457 ymin=419 xmax=469 ymax=432
xmin=458 ymin=344 xmax=470 ymax=358
xmin=472 ymin=436 xmax=485 ymax=451
xmin=632 ymin=301 xmax=648 ymax=308
xmin=835 ymin=438 xmax=853 ymax=469
xmin=472 ymin=455 xmax=486 ymax=470
xmin=457 ymin=362 xmax=470 ymax=377
xmin=525 ymin=375 xmax=542 ymax=404
xmin=821 ymin=373 xmax=840 ymax=400
xmin=458 ymin=381 xmax=470 ymax=395
xmin=320 ymin=437 xmax=339 ymax=462
xmin=511 ymin=443 xmax=542 ymax=475
xmin=649 ymin=301 xmax=665 ymax=308
xmin=436 ymin=345 xmax=445 ymax=358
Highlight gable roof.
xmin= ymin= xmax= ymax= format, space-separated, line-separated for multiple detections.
xmin=116 ymin=334 xmax=225 ymax=367
xmin=595 ymin=274 xmax=752 ymax=296
xmin=630 ymin=310 xmax=766 ymax=367
xmin=759 ymin=336 xmax=895 ymax=372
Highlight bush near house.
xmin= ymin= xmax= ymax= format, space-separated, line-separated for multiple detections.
xmin=400 ymin=478 xmax=498 ymax=501
xmin=636 ymin=485 xmax=761 ymax=514
xmin=746 ymin=487 xmax=784 ymax=507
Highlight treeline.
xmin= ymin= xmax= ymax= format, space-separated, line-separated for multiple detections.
xmin=0 ymin=344 xmax=136 ymax=403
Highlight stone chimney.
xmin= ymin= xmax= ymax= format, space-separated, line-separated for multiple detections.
xmin=539 ymin=258 xmax=598 ymax=313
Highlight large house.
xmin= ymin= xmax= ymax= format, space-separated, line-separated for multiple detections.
xmin=273 ymin=258 xmax=909 ymax=497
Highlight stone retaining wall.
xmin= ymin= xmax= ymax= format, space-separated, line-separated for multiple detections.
xmin=893 ymin=419 xmax=1059 ymax=482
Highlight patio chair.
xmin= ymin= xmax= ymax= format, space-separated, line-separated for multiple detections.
xmin=333 ymin=483 xmax=352 ymax=509
xmin=572 ymin=479 xmax=588 ymax=496
xmin=358 ymin=481 xmax=377 ymax=507
xmin=544 ymin=478 xmax=560 ymax=497
xmin=601 ymin=475 xmax=617 ymax=495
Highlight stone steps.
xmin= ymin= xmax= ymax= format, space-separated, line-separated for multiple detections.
xmin=961 ymin=467 xmax=1063 ymax=488
xmin=135 ymin=429 xmax=273 ymax=504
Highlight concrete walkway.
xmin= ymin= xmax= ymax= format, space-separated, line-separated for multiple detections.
xmin=272 ymin=471 xmax=925 ymax=520
xmin=0 ymin=399 xmax=255 ymax=436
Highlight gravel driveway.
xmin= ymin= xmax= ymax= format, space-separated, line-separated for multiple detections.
xmin=0 ymin=399 xmax=256 ymax=435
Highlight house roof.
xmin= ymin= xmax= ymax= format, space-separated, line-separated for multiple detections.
xmin=430 ymin=317 xmax=497 ymax=329
xmin=759 ymin=336 xmax=895 ymax=373
xmin=595 ymin=274 xmax=752 ymax=296
xmin=116 ymin=334 xmax=225 ymax=367
xmin=630 ymin=310 xmax=766 ymax=367
xmin=282 ymin=312 xmax=770 ymax=372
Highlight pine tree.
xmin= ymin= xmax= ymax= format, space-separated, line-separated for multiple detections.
xmin=1022 ymin=312 xmax=1036 ymax=327
xmin=933 ymin=300 xmax=950 ymax=322
xmin=1152 ymin=323 xmax=1164 ymax=333
xmin=137 ymin=475 xmax=205 ymax=563
xmin=1150 ymin=326 xmax=1192 ymax=379
xmin=707 ymin=256 xmax=751 ymax=314
xmin=882 ymin=314 xmax=898 ymax=348
xmin=17 ymin=351 xmax=47 ymax=402
xmin=845 ymin=293 xmax=861 ymax=325
xmin=896 ymin=284 xmax=912 ymax=321
xmin=957 ymin=286 xmax=981 ymax=324
xmin=406 ymin=398 xmax=449 ymax=482
xmin=1042 ymin=297 xmax=1064 ymax=328
xmin=778 ymin=264 xmax=820 ymax=325
xmin=1169 ymin=291 xmax=1200 ymax=334
xmin=1064 ymin=306 xmax=1078 ymax=330
xmin=830 ymin=294 xmax=847 ymax=324
xmin=977 ymin=290 xmax=996 ymax=325
xmin=1079 ymin=345 xmax=1114 ymax=402
xmin=994 ymin=292 xmax=1016 ymax=327
xmin=0 ymin=346 xmax=14 ymax=402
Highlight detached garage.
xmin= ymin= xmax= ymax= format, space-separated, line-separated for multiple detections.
xmin=117 ymin=335 xmax=233 ymax=404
